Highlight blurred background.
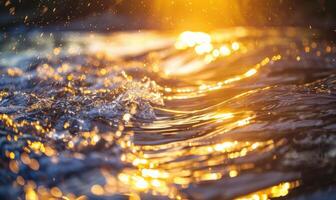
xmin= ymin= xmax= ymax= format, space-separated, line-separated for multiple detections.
xmin=0 ymin=0 xmax=336 ymax=31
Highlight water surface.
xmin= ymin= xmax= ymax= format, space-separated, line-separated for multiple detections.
xmin=1 ymin=27 xmax=336 ymax=199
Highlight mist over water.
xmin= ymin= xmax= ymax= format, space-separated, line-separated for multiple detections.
xmin=1 ymin=27 xmax=336 ymax=199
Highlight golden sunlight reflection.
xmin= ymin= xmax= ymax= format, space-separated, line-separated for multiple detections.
xmin=166 ymin=31 xmax=245 ymax=75
xmin=163 ymin=52 xmax=281 ymax=100
xmin=85 ymin=32 xmax=174 ymax=59
xmin=237 ymin=181 xmax=300 ymax=200
xmin=108 ymin=93 xmax=285 ymax=200
xmin=117 ymin=136 xmax=278 ymax=198
xmin=212 ymin=112 xmax=234 ymax=122
xmin=116 ymin=110 xmax=276 ymax=198
xmin=160 ymin=31 xmax=283 ymax=100
xmin=175 ymin=31 xmax=212 ymax=50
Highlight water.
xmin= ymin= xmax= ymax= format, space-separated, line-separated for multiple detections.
xmin=0 ymin=27 xmax=336 ymax=199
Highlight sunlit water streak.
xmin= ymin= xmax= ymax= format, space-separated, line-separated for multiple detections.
xmin=1 ymin=27 xmax=336 ymax=199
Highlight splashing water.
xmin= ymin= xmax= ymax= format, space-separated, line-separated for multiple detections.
xmin=1 ymin=28 xmax=336 ymax=199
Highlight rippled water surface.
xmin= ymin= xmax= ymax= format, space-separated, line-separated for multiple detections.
xmin=1 ymin=28 xmax=336 ymax=199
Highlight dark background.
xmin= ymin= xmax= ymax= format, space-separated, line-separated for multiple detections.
xmin=0 ymin=0 xmax=336 ymax=31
